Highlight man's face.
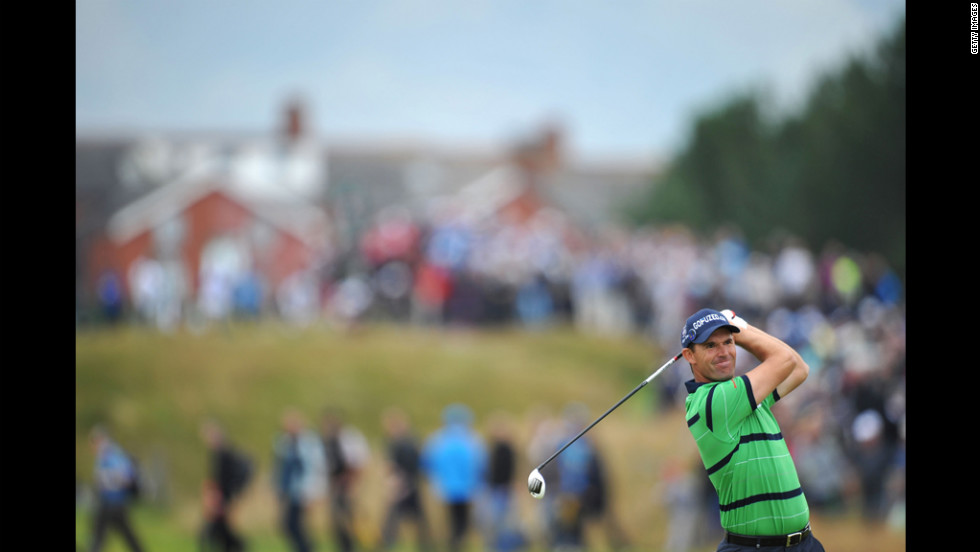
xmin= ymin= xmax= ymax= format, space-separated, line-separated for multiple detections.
xmin=683 ymin=328 xmax=737 ymax=383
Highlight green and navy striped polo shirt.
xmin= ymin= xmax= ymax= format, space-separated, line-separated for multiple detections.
xmin=685 ymin=375 xmax=809 ymax=536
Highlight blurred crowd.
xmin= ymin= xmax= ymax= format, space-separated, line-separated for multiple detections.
xmin=83 ymin=209 xmax=905 ymax=550
xmin=91 ymin=207 xmax=903 ymax=347
xmin=82 ymin=403 xmax=641 ymax=552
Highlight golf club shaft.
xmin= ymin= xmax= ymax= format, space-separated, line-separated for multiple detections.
xmin=534 ymin=352 xmax=683 ymax=472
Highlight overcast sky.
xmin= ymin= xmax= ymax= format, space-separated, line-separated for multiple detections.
xmin=76 ymin=0 xmax=905 ymax=162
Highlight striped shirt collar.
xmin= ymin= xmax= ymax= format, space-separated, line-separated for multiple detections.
xmin=685 ymin=379 xmax=708 ymax=393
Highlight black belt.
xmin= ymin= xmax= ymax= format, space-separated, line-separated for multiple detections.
xmin=725 ymin=523 xmax=811 ymax=548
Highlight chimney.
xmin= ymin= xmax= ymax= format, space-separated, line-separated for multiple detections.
xmin=539 ymin=122 xmax=563 ymax=171
xmin=510 ymin=122 xmax=563 ymax=174
xmin=283 ymin=98 xmax=304 ymax=143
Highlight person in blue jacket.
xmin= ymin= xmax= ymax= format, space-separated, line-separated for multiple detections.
xmin=421 ymin=404 xmax=487 ymax=552
xmin=273 ymin=409 xmax=326 ymax=552
xmin=87 ymin=425 xmax=145 ymax=552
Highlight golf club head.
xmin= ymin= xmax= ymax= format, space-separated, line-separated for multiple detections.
xmin=528 ymin=469 xmax=546 ymax=499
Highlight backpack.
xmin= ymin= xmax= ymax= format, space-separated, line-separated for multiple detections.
xmin=227 ymin=449 xmax=254 ymax=500
xmin=124 ymin=453 xmax=142 ymax=500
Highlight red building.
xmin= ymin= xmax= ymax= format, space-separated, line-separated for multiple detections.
xmin=91 ymin=175 xmax=331 ymax=305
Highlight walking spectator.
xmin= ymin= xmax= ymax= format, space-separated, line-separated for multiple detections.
xmin=87 ymin=425 xmax=145 ymax=552
xmin=523 ymin=407 xmax=564 ymax=549
xmin=482 ymin=411 xmax=526 ymax=552
xmin=422 ymin=404 xmax=487 ymax=552
xmin=582 ymin=444 xmax=629 ymax=551
xmin=273 ymin=409 xmax=326 ymax=552
xmin=380 ymin=407 xmax=432 ymax=552
xmin=657 ymin=456 xmax=700 ymax=552
xmin=321 ymin=408 xmax=370 ymax=552
xmin=199 ymin=419 xmax=254 ymax=552
xmin=848 ymin=409 xmax=894 ymax=523
xmin=548 ymin=403 xmax=597 ymax=551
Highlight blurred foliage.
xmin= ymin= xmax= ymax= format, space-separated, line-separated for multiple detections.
xmin=627 ymin=16 xmax=905 ymax=282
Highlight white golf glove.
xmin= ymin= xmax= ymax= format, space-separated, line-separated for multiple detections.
xmin=720 ymin=309 xmax=748 ymax=331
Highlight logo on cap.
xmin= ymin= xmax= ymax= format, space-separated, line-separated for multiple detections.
xmin=681 ymin=309 xmax=738 ymax=348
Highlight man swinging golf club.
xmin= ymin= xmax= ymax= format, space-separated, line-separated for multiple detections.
xmin=526 ymin=307 xmax=826 ymax=550
xmin=681 ymin=308 xmax=825 ymax=551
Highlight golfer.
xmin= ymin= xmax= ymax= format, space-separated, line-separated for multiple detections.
xmin=681 ymin=308 xmax=825 ymax=551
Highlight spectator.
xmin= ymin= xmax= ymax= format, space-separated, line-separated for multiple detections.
xmin=96 ymin=269 xmax=124 ymax=324
xmin=277 ymin=270 xmax=321 ymax=327
xmin=514 ymin=273 xmax=554 ymax=328
xmin=695 ymin=468 xmax=724 ymax=547
xmin=321 ymin=408 xmax=370 ymax=552
xmin=326 ymin=273 xmax=375 ymax=329
xmin=548 ymin=403 xmax=597 ymax=551
xmin=128 ymin=256 xmax=164 ymax=327
xmin=848 ymin=409 xmax=894 ymax=523
xmin=523 ymin=407 xmax=564 ymax=549
xmin=411 ymin=260 xmax=452 ymax=325
xmin=787 ymin=401 xmax=850 ymax=514
xmin=232 ymin=269 xmax=264 ymax=319
xmin=87 ymin=425 xmax=145 ymax=552
xmin=372 ymin=260 xmax=415 ymax=321
xmin=885 ymin=417 xmax=906 ymax=530
xmin=773 ymin=236 xmax=817 ymax=309
xmin=199 ymin=262 xmax=234 ymax=324
xmin=273 ymin=409 xmax=326 ymax=552
xmin=582 ymin=442 xmax=629 ymax=551
xmin=380 ymin=407 xmax=432 ymax=552
xmin=444 ymin=268 xmax=485 ymax=326
xmin=199 ymin=419 xmax=253 ymax=552
xmin=482 ymin=411 xmax=526 ymax=552
xmin=422 ymin=404 xmax=488 ymax=552
xmin=657 ymin=456 xmax=700 ymax=552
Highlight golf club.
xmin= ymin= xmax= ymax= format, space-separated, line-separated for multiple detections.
xmin=527 ymin=352 xmax=684 ymax=498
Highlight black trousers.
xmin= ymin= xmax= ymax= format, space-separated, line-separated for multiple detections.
xmin=381 ymin=489 xmax=432 ymax=551
xmin=200 ymin=511 xmax=245 ymax=552
xmin=447 ymin=501 xmax=471 ymax=552
xmin=330 ymin=490 xmax=357 ymax=552
xmin=281 ymin=500 xmax=312 ymax=552
xmin=88 ymin=502 xmax=145 ymax=552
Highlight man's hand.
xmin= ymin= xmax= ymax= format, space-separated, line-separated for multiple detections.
xmin=721 ymin=309 xmax=748 ymax=331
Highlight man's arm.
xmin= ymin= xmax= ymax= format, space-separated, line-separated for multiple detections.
xmin=732 ymin=319 xmax=810 ymax=404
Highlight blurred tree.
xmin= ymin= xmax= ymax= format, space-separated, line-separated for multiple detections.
xmin=628 ymin=16 xmax=905 ymax=282
xmin=789 ymin=17 xmax=905 ymax=279
xmin=631 ymin=91 xmax=782 ymax=241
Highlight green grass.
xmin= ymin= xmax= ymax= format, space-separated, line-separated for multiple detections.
xmin=76 ymin=321 xmax=905 ymax=552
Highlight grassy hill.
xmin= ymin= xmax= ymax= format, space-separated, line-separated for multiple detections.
xmin=75 ymin=321 xmax=905 ymax=551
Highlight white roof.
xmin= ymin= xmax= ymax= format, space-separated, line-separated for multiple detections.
xmin=107 ymin=156 xmax=329 ymax=249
